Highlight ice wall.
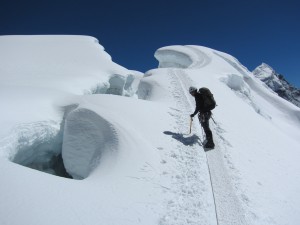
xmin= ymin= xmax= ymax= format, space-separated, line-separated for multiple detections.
xmin=62 ymin=107 xmax=118 ymax=179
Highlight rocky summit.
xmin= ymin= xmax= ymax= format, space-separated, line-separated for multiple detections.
xmin=253 ymin=63 xmax=300 ymax=108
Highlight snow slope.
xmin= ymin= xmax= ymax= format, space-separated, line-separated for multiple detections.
xmin=1 ymin=36 xmax=300 ymax=225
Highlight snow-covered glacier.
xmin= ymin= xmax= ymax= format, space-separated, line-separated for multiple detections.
xmin=1 ymin=36 xmax=300 ymax=225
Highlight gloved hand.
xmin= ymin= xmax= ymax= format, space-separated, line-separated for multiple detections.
xmin=190 ymin=113 xmax=195 ymax=118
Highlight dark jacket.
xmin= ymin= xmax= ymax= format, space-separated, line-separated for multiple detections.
xmin=192 ymin=92 xmax=207 ymax=116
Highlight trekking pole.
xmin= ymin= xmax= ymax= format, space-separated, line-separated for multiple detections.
xmin=189 ymin=117 xmax=193 ymax=134
xmin=211 ymin=115 xmax=217 ymax=125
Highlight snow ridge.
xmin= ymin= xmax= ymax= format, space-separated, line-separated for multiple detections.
xmin=159 ymin=68 xmax=217 ymax=225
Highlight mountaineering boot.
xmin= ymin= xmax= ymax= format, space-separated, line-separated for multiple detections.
xmin=204 ymin=141 xmax=215 ymax=149
xmin=204 ymin=138 xmax=215 ymax=149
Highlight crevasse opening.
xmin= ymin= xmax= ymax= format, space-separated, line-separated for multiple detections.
xmin=10 ymin=120 xmax=72 ymax=178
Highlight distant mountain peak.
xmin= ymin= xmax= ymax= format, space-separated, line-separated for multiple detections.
xmin=253 ymin=63 xmax=300 ymax=108
xmin=253 ymin=63 xmax=276 ymax=80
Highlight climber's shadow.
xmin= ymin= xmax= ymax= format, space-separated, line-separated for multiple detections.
xmin=163 ymin=131 xmax=202 ymax=146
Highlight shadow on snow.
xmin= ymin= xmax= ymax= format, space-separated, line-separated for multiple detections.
xmin=163 ymin=131 xmax=202 ymax=146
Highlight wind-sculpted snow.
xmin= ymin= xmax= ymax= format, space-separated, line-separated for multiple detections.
xmin=62 ymin=107 xmax=118 ymax=179
xmin=154 ymin=45 xmax=211 ymax=69
xmin=0 ymin=36 xmax=142 ymax=177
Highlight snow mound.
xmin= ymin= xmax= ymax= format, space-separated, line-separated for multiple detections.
xmin=62 ymin=107 xmax=118 ymax=180
xmin=154 ymin=45 xmax=211 ymax=69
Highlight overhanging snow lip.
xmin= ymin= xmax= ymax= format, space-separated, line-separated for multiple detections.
xmin=154 ymin=45 xmax=213 ymax=69
xmin=154 ymin=45 xmax=198 ymax=69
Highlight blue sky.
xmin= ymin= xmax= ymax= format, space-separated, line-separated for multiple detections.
xmin=1 ymin=0 xmax=299 ymax=87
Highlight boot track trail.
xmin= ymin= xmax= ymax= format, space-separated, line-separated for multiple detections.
xmin=160 ymin=68 xmax=247 ymax=225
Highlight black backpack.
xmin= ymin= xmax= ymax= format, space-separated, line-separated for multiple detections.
xmin=199 ymin=87 xmax=216 ymax=111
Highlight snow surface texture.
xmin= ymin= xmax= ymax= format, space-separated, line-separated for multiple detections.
xmin=253 ymin=63 xmax=300 ymax=108
xmin=1 ymin=37 xmax=300 ymax=225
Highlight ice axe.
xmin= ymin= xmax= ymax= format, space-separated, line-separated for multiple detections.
xmin=189 ymin=117 xmax=193 ymax=134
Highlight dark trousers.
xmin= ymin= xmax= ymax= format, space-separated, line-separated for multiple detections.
xmin=198 ymin=112 xmax=213 ymax=143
